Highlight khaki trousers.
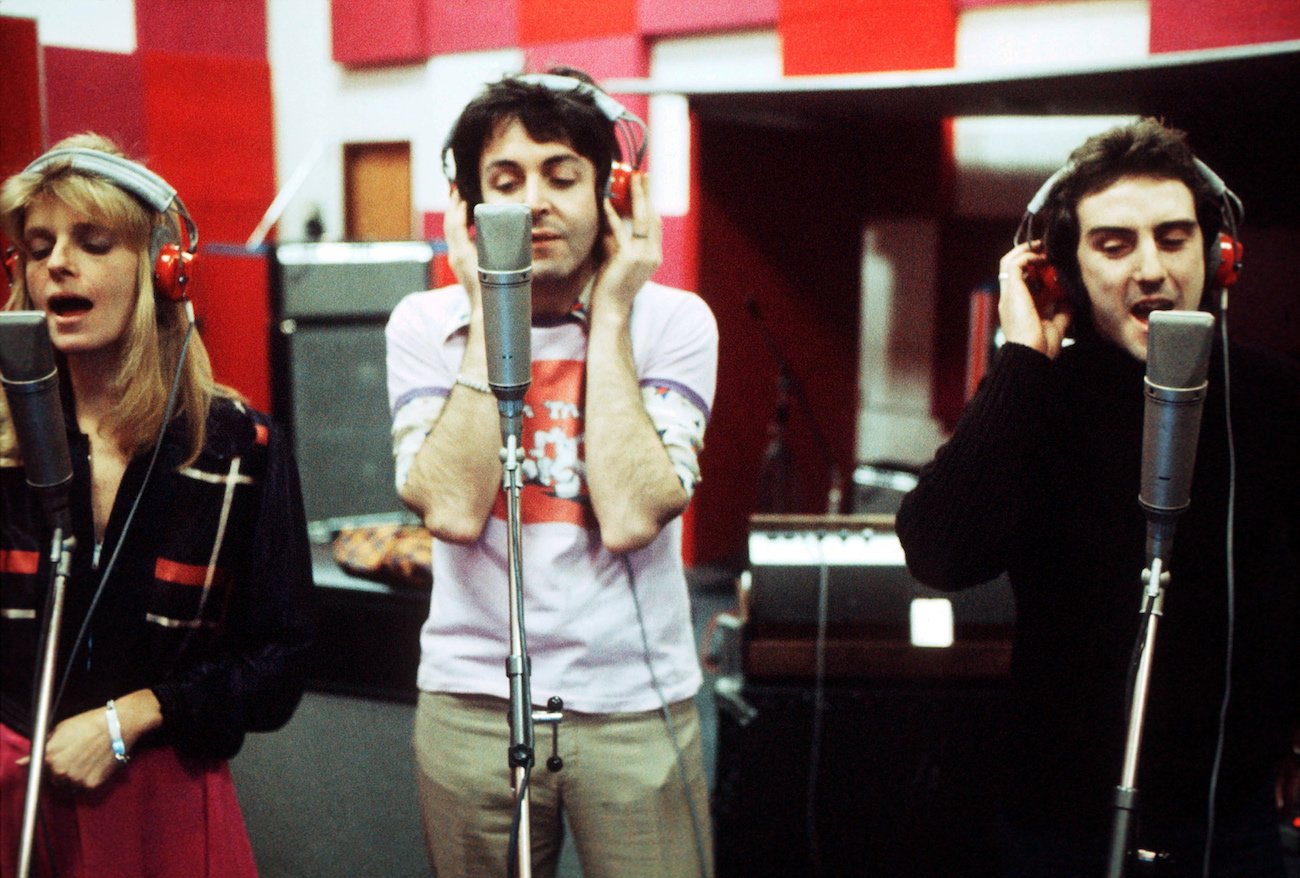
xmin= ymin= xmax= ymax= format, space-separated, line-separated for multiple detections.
xmin=413 ymin=691 xmax=713 ymax=878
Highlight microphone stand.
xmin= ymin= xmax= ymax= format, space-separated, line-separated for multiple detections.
xmin=18 ymin=526 xmax=76 ymax=878
xmin=745 ymin=299 xmax=842 ymax=514
xmin=496 ymin=405 xmax=563 ymax=878
xmin=1105 ymin=519 xmax=1177 ymax=878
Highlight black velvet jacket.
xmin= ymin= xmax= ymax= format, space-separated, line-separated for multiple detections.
xmin=897 ymin=330 xmax=1300 ymax=834
xmin=1 ymin=395 xmax=315 ymax=759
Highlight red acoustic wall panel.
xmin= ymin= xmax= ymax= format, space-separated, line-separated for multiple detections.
xmin=141 ymin=52 xmax=276 ymax=409
xmin=43 ymin=48 xmax=148 ymax=156
xmin=1149 ymin=0 xmax=1300 ymax=52
xmin=656 ymin=214 xmax=693 ymax=295
xmin=780 ymin=0 xmax=956 ymax=75
xmin=637 ymin=0 xmax=778 ymax=36
xmin=519 ymin=0 xmax=636 ymax=45
xmin=0 ymin=16 xmax=43 ymax=182
xmin=522 ymin=34 xmax=647 ymax=79
xmin=136 ymin=0 xmax=267 ymax=58
xmin=333 ymin=0 xmax=427 ymax=67
xmin=425 ymin=0 xmax=519 ymax=54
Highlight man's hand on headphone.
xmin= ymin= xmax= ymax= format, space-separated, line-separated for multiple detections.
xmin=592 ymin=172 xmax=660 ymax=319
xmin=443 ymin=186 xmax=483 ymax=313
xmin=997 ymin=240 xmax=1072 ymax=359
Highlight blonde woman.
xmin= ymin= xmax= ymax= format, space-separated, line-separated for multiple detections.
xmin=0 ymin=134 xmax=313 ymax=877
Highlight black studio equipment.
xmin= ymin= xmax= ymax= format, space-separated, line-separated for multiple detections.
xmin=270 ymin=240 xmax=437 ymax=525
xmin=268 ymin=240 xmax=438 ymax=701
xmin=713 ymin=513 xmax=1015 ymax=877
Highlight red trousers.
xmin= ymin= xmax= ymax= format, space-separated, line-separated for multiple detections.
xmin=0 ymin=722 xmax=258 ymax=877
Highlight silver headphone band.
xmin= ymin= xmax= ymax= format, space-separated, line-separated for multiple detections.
xmin=23 ymin=147 xmax=199 ymax=253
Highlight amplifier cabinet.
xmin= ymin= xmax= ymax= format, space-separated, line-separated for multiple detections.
xmin=270 ymin=242 xmax=436 ymax=524
xmin=713 ymin=679 xmax=1009 ymax=877
xmin=743 ymin=514 xmax=1014 ymax=681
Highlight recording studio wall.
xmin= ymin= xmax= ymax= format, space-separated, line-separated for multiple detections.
xmin=692 ymin=115 xmax=947 ymax=568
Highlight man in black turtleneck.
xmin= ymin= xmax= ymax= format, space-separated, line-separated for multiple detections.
xmin=896 ymin=118 xmax=1299 ymax=877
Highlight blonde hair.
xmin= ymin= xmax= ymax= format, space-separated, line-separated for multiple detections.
xmin=1 ymin=133 xmax=228 ymax=465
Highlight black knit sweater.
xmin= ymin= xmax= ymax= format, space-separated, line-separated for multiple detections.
xmin=896 ymin=331 xmax=1300 ymax=836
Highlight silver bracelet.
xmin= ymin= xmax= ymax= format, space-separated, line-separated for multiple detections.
xmin=455 ymin=374 xmax=491 ymax=394
xmin=105 ymin=699 xmax=130 ymax=764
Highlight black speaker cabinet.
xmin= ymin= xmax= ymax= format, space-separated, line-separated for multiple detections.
xmin=713 ymin=679 xmax=1010 ymax=877
xmin=270 ymin=242 xmax=436 ymax=524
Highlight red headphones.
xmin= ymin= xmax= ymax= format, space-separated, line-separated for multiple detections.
xmin=517 ymin=74 xmax=647 ymax=217
xmin=1017 ymin=158 xmax=1243 ymax=303
xmin=3 ymin=245 xmax=17 ymax=286
xmin=17 ymin=147 xmax=199 ymax=302
xmin=445 ymin=73 xmax=648 ymax=218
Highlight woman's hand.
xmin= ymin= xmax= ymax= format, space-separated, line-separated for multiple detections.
xmin=35 ymin=689 xmax=162 ymax=792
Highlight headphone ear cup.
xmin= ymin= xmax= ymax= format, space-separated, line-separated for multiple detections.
xmin=1215 ymin=233 xmax=1242 ymax=288
xmin=1024 ymin=262 xmax=1067 ymax=309
xmin=154 ymin=243 xmax=193 ymax=302
xmin=608 ymin=162 xmax=633 ymax=217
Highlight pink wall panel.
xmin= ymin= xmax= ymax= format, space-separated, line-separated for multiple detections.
xmin=520 ymin=0 xmax=636 ymax=45
xmin=136 ymin=0 xmax=267 ymax=58
xmin=425 ymin=0 xmax=519 ymax=54
xmin=780 ymin=0 xmax=956 ymax=75
xmin=333 ymin=0 xmax=427 ymax=67
xmin=43 ymin=48 xmax=148 ymax=156
xmin=142 ymin=52 xmax=276 ymax=408
xmin=954 ymin=0 xmax=1051 ymax=7
xmin=523 ymin=34 xmax=649 ymax=124
xmin=656 ymin=214 xmax=693 ymax=293
xmin=422 ymin=210 xmax=445 ymax=243
xmin=1149 ymin=0 xmax=1300 ymax=52
xmin=637 ymin=0 xmax=777 ymax=36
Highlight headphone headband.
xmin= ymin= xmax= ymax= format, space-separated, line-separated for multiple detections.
xmin=22 ymin=147 xmax=200 ymax=254
xmin=1018 ymin=156 xmax=1242 ymax=246
xmin=516 ymin=73 xmax=640 ymax=126
xmin=21 ymin=146 xmax=199 ymax=300
xmin=1017 ymin=151 xmax=1244 ymax=298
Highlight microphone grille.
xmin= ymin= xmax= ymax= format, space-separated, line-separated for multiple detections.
xmin=1146 ymin=310 xmax=1214 ymax=389
xmin=474 ymin=204 xmax=532 ymax=272
xmin=0 ymin=312 xmax=56 ymax=382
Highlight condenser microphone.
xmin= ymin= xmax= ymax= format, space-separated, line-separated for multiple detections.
xmin=0 ymin=312 xmax=73 ymax=530
xmin=474 ymin=203 xmax=533 ymax=438
xmin=1138 ymin=309 xmax=1215 ymax=565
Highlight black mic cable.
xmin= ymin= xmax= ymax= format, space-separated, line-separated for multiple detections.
xmin=1201 ymin=298 xmax=1237 ymax=878
xmin=51 ymin=317 xmax=196 ymax=719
